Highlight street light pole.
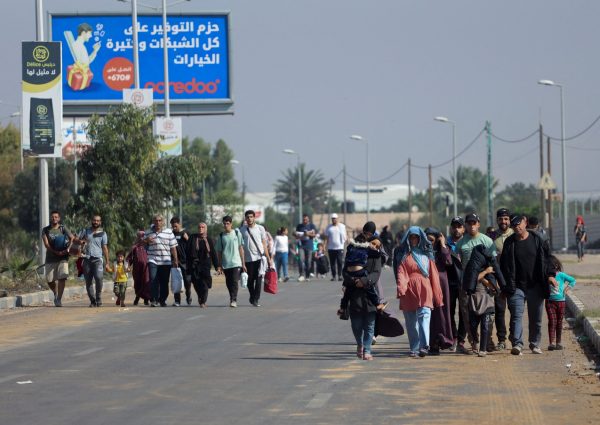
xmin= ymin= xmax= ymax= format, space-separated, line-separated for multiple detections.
xmin=434 ymin=117 xmax=457 ymax=217
xmin=230 ymin=159 xmax=246 ymax=209
xmin=350 ymin=135 xmax=369 ymax=222
xmin=538 ymin=79 xmax=568 ymax=250
xmin=283 ymin=149 xmax=302 ymax=223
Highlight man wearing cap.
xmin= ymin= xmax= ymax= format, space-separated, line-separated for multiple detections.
xmin=455 ymin=213 xmax=497 ymax=353
xmin=325 ymin=213 xmax=347 ymax=281
xmin=446 ymin=216 xmax=466 ymax=351
xmin=500 ymin=213 xmax=554 ymax=355
xmin=492 ymin=207 xmax=513 ymax=350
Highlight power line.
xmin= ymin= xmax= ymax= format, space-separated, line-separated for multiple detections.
xmin=544 ymin=111 xmax=600 ymax=141
xmin=346 ymin=162 xmax=408 ymax=184
xmin=490 ymin=128 xmax=539 ymax=143
xmin=550 ymin=139 xmax=600 ymax=151
xmin=413 ymin=127 xmax=486 ymax=169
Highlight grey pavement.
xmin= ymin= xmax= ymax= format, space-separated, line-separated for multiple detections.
xmin=1 ymin=268 xmax=598 ymax=425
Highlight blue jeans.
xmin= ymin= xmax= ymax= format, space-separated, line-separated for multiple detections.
xmin=274 ymin=252 xmax=288 ymax=278
xmin=83 ymin=257 xmax=104 ymax=303
xmin=350 ymin=311 xmax=376 ymax=355
xmin=403 ymin=307 xmax=432 ymax=353
xmin=149 ymin=263 xmax=171 ymax=303
xmin=301 ymin=246 xmax=312 ymax=277
xmin=577 ymin=241 xmax=585 ymax=260
xmin=507 ymin=286 xmax=545 ymax=348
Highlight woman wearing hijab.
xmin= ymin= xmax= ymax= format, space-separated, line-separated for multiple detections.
xmin=396 ymin=226 xmax=444 ymax=357
xmin=424 ymin=227 xmax=454 ymax=354
xmin=127 ymin=230 xmax=151 ymax=306
xmin=187 ymin=222 xmax=219 ymax=307
xmin=344 ymin=221 xmax=383 ymax=360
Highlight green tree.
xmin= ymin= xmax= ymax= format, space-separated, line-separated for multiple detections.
xmin=71 ymin=104 xmax=207 ymax=249
xmin=495 ymin=182 xmax=541 ymax=218
xmin=438 ymin=165 xmax=499 ymax=216
xmin=273 ymin=163 xmax=330 ymax=215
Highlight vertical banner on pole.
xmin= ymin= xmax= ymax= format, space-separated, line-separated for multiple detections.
xmin=154 ymin=117 xmax=182 ymax=156
xmin=22 ymin=41 xmax=63 ymax=158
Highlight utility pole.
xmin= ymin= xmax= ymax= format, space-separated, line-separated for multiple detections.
xmin=539 ymin=123 xmax=545 ymax=223
xmin=342 ymin=161 xmax=347 ymax=225
xmin=428 ymin=164 xmax=433 ymax=226
xmin=408 ymin=158 xmax=412 ymax=225
xmin=486 ymin=121 xmax=493 ymax=226
xmin=547 ymin=136 xmax=553 ymax=247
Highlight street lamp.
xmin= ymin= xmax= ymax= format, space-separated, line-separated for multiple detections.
xmin=538 ymin=79 xmax=568 ymax=250
xmin=434 ymin=116 xmax=458 ymax=217
xmin=349 ymin=135 xmax=370 ymax=221
xmin=283 ymin=149 xmax=302 ymax=223
xmin=230 ymin=159 xmax=246 ymax=209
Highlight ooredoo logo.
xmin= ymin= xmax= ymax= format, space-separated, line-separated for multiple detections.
xmin=144 ymin=78 xmax=220 ymax=95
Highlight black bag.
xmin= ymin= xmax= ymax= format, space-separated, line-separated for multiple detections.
xmin=338 ymin=306 xmax=350 ymax=320
xmin=375 ymin=309 xmax=404 ymax=337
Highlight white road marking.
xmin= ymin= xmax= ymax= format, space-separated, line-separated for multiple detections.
xmin=185 ymin=315 xmax=205 ymax=321
xmin=73 ymin=347 xmax=104 ymax=356
xmin=306 ymin=393 xmax=333 ymax=409
xmin=139 ymin=330 xmax=159 ymax=336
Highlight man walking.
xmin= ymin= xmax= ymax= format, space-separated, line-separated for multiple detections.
xmin=240 ymin=210 xmax=272 ymax=307
xmin=41 ymin=211 xmax=74 ymax=307
xmin=295 ymin=214 xmax=317 ymax=281
xmin=492 ymin=207 xmax=513 ymax=350
xmin=455 ymin=213 xmax=497 ymax=353
xmin=446 ymin=216 xmax=465 ymax=352
xmin=170 ymin=217 xmax=192 ymax=306
xmin=76 ymin=215 xmax=110 ymax=307
xmin=216 ymin=215 xmax=245 ymax=307
xmin=325 ymin=213 xmax=346 ymax=281
xmin=500 ymin=213 xmax=554 ymax=355
xmin=145 ymin=214 xmax=178 ymax=307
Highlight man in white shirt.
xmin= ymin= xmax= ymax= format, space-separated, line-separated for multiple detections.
xmin=239 ymin=210 xmax=272 ymax=307
xmin=144 ymin=214 xmax=178 ymax=307
xmin=325 ymin=213 xmax=346 ymax=281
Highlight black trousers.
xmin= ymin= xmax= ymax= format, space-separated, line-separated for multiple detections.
xmin=328 ymin=249 xmax=343 ymax=278
xmin=494 ymin=294 xmax=507 ymax=342
xmin=449 ymin=285 xmax=466 ymax=342
xmin=245 ymin=259 xmax=262 ymax=303
xmin=191 ymin=272 xmax=212 ymax=304
xmin=224 ymin=267 xmax=240 ymax=302
xmin=469 ymin=311 xmax=492 ymax=352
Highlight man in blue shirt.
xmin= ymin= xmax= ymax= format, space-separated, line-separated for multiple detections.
xmin=76 ymin=215 xmax=110 ymax=307
xmin=295 ymin=214 xmax=317 ymax=281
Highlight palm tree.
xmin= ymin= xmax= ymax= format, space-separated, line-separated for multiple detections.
xmin=438 ymin=165 xmax=499 ymax=216
xmin=274 ymin=163 xmax=330 ymax=215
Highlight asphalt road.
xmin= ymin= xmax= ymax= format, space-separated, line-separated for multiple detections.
xmin=1 ymin=269 xmax=598 ymax=425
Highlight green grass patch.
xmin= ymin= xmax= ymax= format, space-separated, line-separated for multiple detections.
xmin=582 ymin=308 xmax=600 ymax=318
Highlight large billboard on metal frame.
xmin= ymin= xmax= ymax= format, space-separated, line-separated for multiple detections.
xmin=50 ymin=12 xmax=232 ymax=116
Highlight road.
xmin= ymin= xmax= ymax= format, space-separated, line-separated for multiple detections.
xmin=1 ymin=268 xmax=598 ymax=425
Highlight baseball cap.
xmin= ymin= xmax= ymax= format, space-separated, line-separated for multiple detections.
xmin=330 ymin=213 xmax=338 ymax=219
xmin=496 ymin=208 xmax=510 ymax=218
xmin=465 ymin=213 xmax=480 ymax=223
xmin=510 ymin=213 xmax=524 ymax=227
xmin=450 ymin=216 xmax=464 ymax=226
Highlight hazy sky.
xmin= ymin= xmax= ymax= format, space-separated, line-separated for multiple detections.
xmin=2 ymin=1 xmax=600 ymax=199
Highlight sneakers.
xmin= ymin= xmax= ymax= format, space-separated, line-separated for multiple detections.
xmin=186 ymin=297 xmax=192 ymax=305
xmin=309 ymin=273 xmax=315 ymax=278
xmin=230 ymin=301 xmax=237 ymax=308
xmin=330 ymin=277 xmax=336 ymax=282
xmin=172 ymin=302 xmax=180 ymax=307
xmin=496 ymin=341 xmax=506 ymax=351
xmin=252 ymin=302 xmax=261 ymax=307
xmin=338 ymin=276 xmax=343 ymax=281
xmin=283 ymin=277 xmax=289 ymax=282
xmin=555 ymin=344 xmax=563 ymax=350
xmin=531 ymin=346 xmax=543 ymax=354
xmin=371 ymin=336 xmax=377 ymax=346
xmin=160 ymin=302 xmax=167 ymax=307
xmin=418 ymin=348 xmax=428 ymax=358
xmin=298 ymin=276 xmax=305 ymax=282
xmin=478 ymin=350 xmax=487 ymax=357
xmin=409 ymin=352 xmax=417 ymax=358
xmin=449 ymin=340 xmax=457 ymax=353
xmin=457 ymin=343 xmax=470 ymax=354
xmin=150 ymin=301 xmax=158 ymax=307
xmin=133 ymin=297 xmax=140 ymax=306
xmin=548 ymin=344 xmax=556 ymax=351
xmin=144 ymin=299 xmax=150 ymax=306
xmin=511 ymin=345 xmax=522 ymax=355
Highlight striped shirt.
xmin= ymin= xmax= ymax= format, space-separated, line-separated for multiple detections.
xmin=145 ymin=228 xmax=177 ymax=265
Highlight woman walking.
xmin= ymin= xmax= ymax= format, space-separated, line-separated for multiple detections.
xmin=574 ymin=216 xmax=587 ymax=262
xmin=396 ymin=226 xmax=444 ymax=358
xmin=187 ymin=222 xmax=219 ymax=307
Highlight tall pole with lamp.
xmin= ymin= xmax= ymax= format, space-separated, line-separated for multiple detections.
xmin=434 ymin=117 xmax=457 ymax=218
xmin=283 ymin=149 xmax=302 ymax=224
xmin=349 ymin=135 xmax=370 ymax=222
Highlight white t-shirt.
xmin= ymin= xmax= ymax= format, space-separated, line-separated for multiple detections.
xmin=274 ymin=235 xmax=289 ymax=253
xmin=239 ymin=224 xmax=266 ymax=262
xmin=325 ymin=223 xmax=347 ymax=250
xmin=145 ymin=228 xmax=177 ymax=265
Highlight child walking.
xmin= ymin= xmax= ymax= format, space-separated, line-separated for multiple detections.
xmin=546 ymin=255 xmax=576 ymax=351
xmin=109 ymin=250 xmax=132 ymax=307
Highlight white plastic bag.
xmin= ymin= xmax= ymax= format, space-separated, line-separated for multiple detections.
xmin=240 ymin=271 xmax=248 ymax=288
xmin=170 ymin=267 xmax=183 ymax=293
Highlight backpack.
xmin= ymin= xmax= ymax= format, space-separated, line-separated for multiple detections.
xmin=219 ymin=229 xmax=241 ymax=251
xmin=44 ymin=225 xmax=69 ymax=250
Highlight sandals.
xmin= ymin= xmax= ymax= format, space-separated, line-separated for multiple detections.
xmin=356 ymin=346 xmax=364 ymax=358
xmin=363 ymin=353 xmax=373 ymax=361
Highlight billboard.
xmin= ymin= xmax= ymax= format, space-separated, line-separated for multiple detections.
xmin=50 ymin=13 xmax=231 ymax=116
xmin=62 ymin=117 xmax=90 ymax=160
xmin=21 ymin=41 xmax=63 ymax=158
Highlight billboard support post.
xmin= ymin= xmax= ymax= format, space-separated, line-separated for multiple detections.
xmin=36 ymin=0 xmax=48 ymax=265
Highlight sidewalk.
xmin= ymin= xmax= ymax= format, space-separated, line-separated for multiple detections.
xmin=557 ymin=253 xmax=600 ymax=354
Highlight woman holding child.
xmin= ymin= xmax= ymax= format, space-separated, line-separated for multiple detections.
xmin=341 ymin=222 xmax=383 ymax=361
xmin=396 ymin=226 xmax=444 ymax=358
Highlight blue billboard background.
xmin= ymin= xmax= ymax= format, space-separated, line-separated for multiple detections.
xmin=50 ymin=14 xmax=229 ymax=103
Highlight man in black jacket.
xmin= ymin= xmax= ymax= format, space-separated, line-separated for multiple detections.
xmin=500 ymin=213 xmax=554 ymax=356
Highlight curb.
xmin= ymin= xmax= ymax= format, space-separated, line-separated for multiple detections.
xmin=566 ymin=293 xmax=600 ymax=354
xmin=0 ymin=283 xmax=112 ymax=311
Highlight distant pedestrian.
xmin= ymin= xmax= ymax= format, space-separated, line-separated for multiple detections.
xmin=500 ymin=213 xmax=554 ymax=355
xmin=295 ymin=214 xmax=318 ymax=281
xmin=108 ymin=250 xmax=131 ymax=307
xmin=240 ymin=210 xmax=272 ymax=307
xmin=144 ymin=214 xmax=179 ymax=307
xmin=170 ymin=217 xmax=192 ymax=306
xmin=41 ymin=211 xmax=74 ymax=307
xmin=215 ymin=215 xmax=245 ymax=308
xmin=273 ymin=227 xmax=290 ymax=282
xmin=527 ymin=216 xmax=548 ymax=241
xmin=187 ymin=222 xmax=219 ymax=307
xmin=76 ymin=215 xmax=110 ymax=307
xmin=325 ymin=213 xmax=347 ymax=281
xmin=546 ymin=255 xmax=576 ymax=351
xmin=446 ymin=216 xmax=465 ymax=352
xmin=379 ymin=225 xmax=394 ymax=266
xmin=127 ymin=230 xmax=150 ymax=306
xmin=574 ymin=216 xmax=587 ymax=262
